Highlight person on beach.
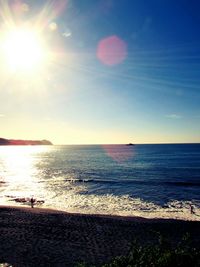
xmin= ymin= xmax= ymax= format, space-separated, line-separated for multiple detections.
xmin=190 ymin=204 xmax=195 ymax=214
xmin=30 ymin=197 xmax=35 ymax=208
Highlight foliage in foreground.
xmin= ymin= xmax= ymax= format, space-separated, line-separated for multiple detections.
xmin=76 ymin=233 xmax=200 ymax=267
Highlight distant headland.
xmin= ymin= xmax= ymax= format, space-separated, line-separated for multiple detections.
xmin=0 ymin=137 xmax=53 ymax=146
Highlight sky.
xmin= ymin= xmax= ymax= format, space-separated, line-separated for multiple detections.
xmin=0 ymin=0 xmax=200 ymax=144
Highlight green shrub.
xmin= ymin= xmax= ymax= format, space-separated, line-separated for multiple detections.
xmin=103 ymin=234 xmax=200 ymax=267
xmin=76 ymin=234 xmax=200 ymax=267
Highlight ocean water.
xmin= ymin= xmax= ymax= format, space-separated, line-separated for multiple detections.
xmin=0 ymin=144 xmax=200 ymax=220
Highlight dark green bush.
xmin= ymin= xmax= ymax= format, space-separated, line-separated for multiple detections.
xmin=76 ymin=234 xmax=200 ymax=267
xmin=102 ymin=233 xmax=200 ymax=267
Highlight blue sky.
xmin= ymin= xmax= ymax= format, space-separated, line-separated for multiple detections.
xmin=0 ymin=0 xmax=200 ymax=144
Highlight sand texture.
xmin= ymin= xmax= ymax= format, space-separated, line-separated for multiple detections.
xmin=0 ymin=206 xmax=200 ymax=267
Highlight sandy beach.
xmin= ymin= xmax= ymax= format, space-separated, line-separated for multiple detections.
xmin=0 ymin=206 xmax=200 ymax=267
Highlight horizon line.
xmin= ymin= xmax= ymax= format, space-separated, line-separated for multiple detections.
xmin=54 ymin=142 xmax=200 ymax=145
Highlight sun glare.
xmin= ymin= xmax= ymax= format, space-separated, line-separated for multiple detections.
xmin=2 ymin=28 xmax=46 ymax=72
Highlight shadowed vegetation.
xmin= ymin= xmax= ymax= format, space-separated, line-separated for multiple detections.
xmin=76 ymin=233 xmax=200 ymax=267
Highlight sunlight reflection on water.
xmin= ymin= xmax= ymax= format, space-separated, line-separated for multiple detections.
xmin=0 ymin=146 xmax=51 ymax=205
xmin=0 ymin=145 xmax=199 ymax=221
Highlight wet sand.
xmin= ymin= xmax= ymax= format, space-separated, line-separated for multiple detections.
xmin=0 ymin=206 xmax=200 ymax=267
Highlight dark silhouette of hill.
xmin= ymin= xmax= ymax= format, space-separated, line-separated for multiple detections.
xmin=0 ymin=138 xmax=52 ymax=145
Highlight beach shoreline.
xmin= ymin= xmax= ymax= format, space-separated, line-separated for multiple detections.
xmin=0 ymin=204 xmax=198 ymax=222
xmin=0 ymin=205 xmax=200 ymax=266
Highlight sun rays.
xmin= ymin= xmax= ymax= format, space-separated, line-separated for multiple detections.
xmin=0 ymin=1 xmax=68 ymax=76
xmin=1 ymin=27 xmax=47 ymax=72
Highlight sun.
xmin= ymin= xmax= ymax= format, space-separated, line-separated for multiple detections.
xmin=2 ymin=27 xmax=46 ymax=72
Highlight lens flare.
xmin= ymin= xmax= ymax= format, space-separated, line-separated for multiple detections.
xmin=102 ymin=145 xmax=135 ymax=163
xmin=97 ymin=35 xmax=127 ymax=66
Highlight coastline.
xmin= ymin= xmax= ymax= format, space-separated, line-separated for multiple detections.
xmin=0 ymin=204 xmax=198 ymax=222
xmin=0 ymin=206 xmax=200 ymax=266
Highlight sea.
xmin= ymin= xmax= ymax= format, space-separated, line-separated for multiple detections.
xmin=0 ymin=144 xmax=200 ymax=220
